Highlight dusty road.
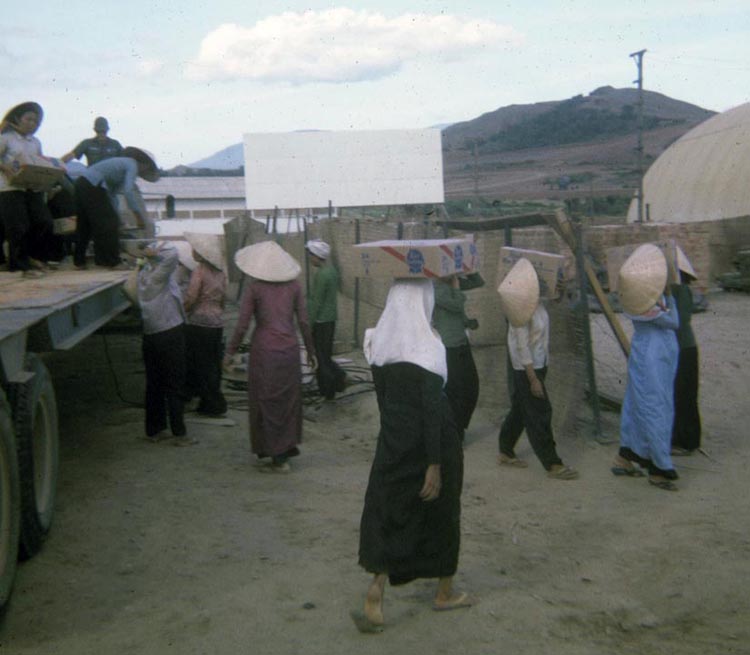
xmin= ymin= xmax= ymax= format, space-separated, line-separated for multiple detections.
xmin=0 ymin=292 xmax=748 ymax=655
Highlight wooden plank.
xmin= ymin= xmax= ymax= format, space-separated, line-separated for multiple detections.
xmin=0 ymin=270 xmax=129 ymax=309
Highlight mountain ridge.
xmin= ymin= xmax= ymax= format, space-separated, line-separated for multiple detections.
xmin=172 ymin=87 xmax=716 ymax=202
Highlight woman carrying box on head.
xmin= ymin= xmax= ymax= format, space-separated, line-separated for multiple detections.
xmin=352 ymin=275 xmax=472 ymax=634
xmin=432 ymin=272 xmax=480 ymax=442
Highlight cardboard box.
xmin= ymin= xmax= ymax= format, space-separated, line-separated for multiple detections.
xmin=353 ymin=238 xmax=480 ymax=279
xmin=52 ymin=216 xmax=77 ymax=235
xmin=8 ymin=156 xmax=65 ymax=192
xmin=606 ymin=240 xmax=678 ymax=292
xmin=497 ymin=247 xmax=567 ymax=298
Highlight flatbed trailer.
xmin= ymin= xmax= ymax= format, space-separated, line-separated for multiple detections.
xmin=0 ymin=269 xmax=131 ymax=609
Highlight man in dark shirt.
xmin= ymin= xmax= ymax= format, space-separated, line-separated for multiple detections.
xmin=62 ymin=116 xmax=123 ymax=166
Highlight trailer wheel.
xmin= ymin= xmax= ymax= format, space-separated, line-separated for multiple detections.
xmin=9 ymin=354 xmax=59 ymax=559
xmin=0 ymin=391 xmax=21 ymax=611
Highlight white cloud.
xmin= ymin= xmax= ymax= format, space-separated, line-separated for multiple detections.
xmin=185 ymin=8 xmax=523 ymax=84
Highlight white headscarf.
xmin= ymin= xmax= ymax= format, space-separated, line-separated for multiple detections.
xmin=363 ymin=278 xmax=447 ymax=384
xmin=306 ymin=239 xmax=330 ymax=260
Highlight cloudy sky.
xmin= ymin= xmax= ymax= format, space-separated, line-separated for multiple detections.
xmin=4 ymin=0 xmax=749 ymax=168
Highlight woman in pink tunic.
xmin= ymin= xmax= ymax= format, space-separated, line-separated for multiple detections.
xmin=224 ymin=241 xmax=315 ymax=472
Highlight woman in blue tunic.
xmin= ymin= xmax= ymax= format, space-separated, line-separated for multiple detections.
xmin=613 ymin=293 xmax=680 ymax=490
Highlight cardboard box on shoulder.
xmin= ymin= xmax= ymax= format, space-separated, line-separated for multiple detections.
xmin=606 ymin=240 xmax=678 ymax=292
xmin=497 ymin=246 xmax=567 ymax=298
xmin=354 ymin=238 xmax=479 ymax=279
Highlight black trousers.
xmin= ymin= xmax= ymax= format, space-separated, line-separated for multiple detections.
xmin=444 ymin=344 xmax=479 ymax=438
xmin=498 ymin=367 xmax=563 ymax=470
xmin=312 ymin=321 xmax=346 ymax=399
xmin=0 ymin=217 xmax=4 ymax=265
xmin=47 ymin=183 xmax=77 ymax=260
xmin=73 ymin=178 xmax=121 ymax=267
xmin=672 ymin=346 xmax=701 ymax=451
xmin=142 ymin=324 xmax=186 ymax=437
xmin=184 ymin=324 xmax=227 ymax=415
xmin=0 ymin=190 xmax=53 ymax=271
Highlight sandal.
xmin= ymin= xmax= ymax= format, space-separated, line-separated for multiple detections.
xmin=649 ymin=477 xmax=678 ymax=491
xmin=350 ymin=610 xmax=384 ymax=633
xmin=497 ymin=454 xmax=528 ymax=468
xmin=547 ymin=465 xmax=579 ymax=480
xmin=611 ymin=457 xmax=645 ymax=477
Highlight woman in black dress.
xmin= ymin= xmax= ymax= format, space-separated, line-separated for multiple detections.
xmin=353 ymin=278 xmax=471 ymax=632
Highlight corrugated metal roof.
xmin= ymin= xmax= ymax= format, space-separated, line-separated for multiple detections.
xmin=628 ymin=103 xmax=750 ymax=223
xmin=139 ymin=177 xmax=245 ymax=199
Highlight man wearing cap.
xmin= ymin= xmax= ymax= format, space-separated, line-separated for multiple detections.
xmin=306 ymin=239 xmax=346 ymax=400
xmin=62 ymin=117 xmax=123 ymax=167
xmin=71 ymin=146 xmax=158 ymax=268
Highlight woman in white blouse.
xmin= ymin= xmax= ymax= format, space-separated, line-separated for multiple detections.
xmin=0 ymin=101 xmax=55 ymax=275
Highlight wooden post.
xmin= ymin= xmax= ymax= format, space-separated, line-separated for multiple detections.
xmin=572 ymin=217 xmax=606 ymax=441
xmin=549 ymin=209 xmax=630 ymax=358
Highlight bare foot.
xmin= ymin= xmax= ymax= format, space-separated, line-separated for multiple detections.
xmin=364 ymin=574 xmax=386 ymax=626
xmin=433 ymin=591 xmax=475 ymax=611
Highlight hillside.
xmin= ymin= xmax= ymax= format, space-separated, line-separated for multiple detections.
xmin=172 ymin=86 xmax=715 ymax=205
xmin=442 ymin=86 xmax=713 ymax=151
xmin=186 ymin=143 xmax=244 ymax=171
xmin=442 ymin=86 xmax=714 ymax=204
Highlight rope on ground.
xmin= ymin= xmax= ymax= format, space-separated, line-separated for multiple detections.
xmin=223 ymin=343 xmax=375 ymax=411
xmin=101 ymin=333 xmax=143 ymax=407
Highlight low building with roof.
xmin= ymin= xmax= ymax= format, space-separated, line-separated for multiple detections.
xmin=137 ymin=176 xmax=246 ymax=220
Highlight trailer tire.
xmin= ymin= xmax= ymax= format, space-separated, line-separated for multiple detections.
xmin=9 ymin=354 xmax=59 ymax=559
xmin=0 ymin=391 xmax=21 ymax=611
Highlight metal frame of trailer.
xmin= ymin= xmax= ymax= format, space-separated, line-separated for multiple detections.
xmin=0 ymin=270 xmax=131 ymax=609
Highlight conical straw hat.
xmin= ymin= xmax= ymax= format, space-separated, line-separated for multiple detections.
xmin=184 ymin=232 xmax=224 ymax=271
xmin=234 ymin=240 xmax=301 ymax=282
xmin=496 ymin=257 xmax=540 ymax=327
xmin=618 ymin=243 xmax=667 ymax=315
xmin=173 ymin=240 xmax=197 ymax=271
xmin=675 ymin=245 xmax=696 ymax=280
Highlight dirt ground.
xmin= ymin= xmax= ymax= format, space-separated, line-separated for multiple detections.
xmin=0 ymin=292 xmax=748 ymax=655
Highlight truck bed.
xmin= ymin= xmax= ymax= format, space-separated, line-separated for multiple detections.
xmin=0 ymin=269 xmax=131 ymax=380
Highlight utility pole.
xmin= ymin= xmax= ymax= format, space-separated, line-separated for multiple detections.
xmin=630 ymin=48 xmax=647 ymax=223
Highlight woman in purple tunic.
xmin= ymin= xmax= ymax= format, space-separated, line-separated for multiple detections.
xmin=224 ymin=241 xmax=315 ymax=473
